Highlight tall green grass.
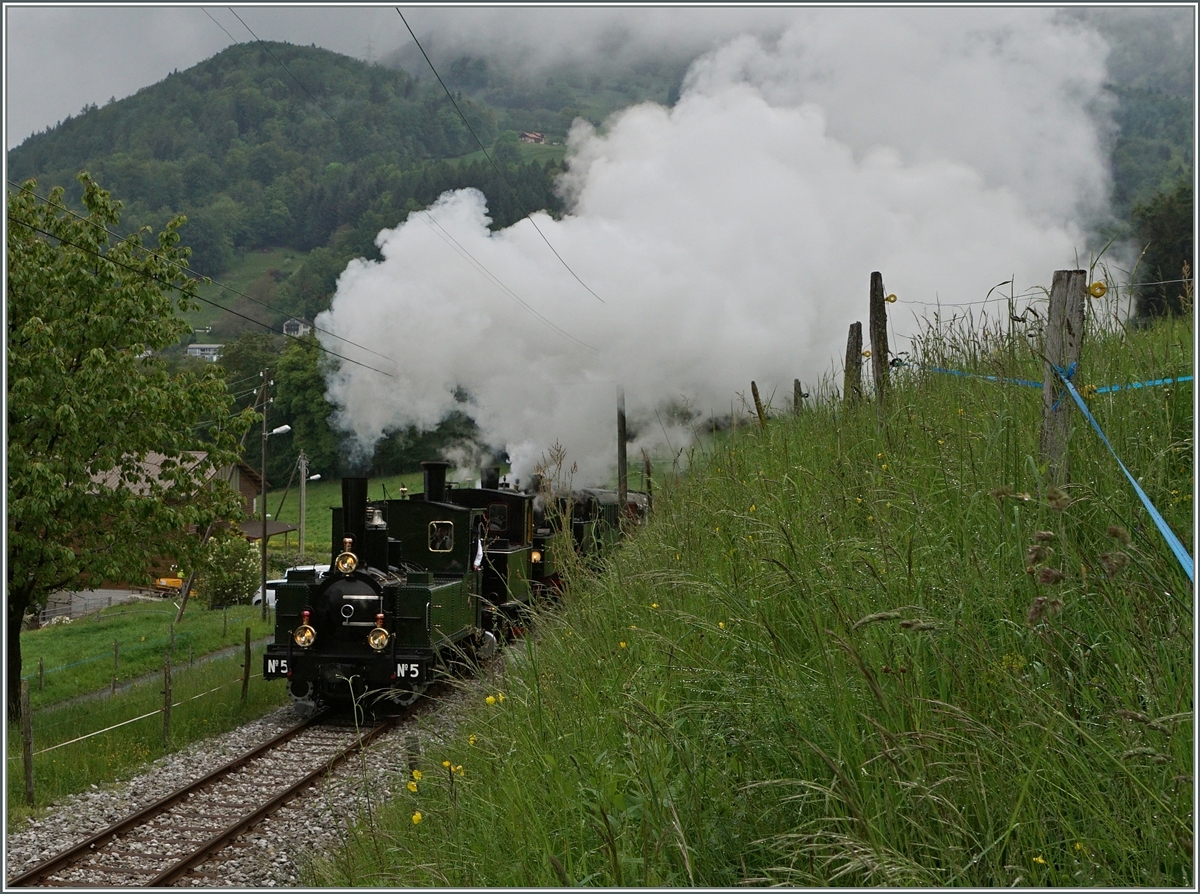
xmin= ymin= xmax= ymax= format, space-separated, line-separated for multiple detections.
xmin=308 ymin=308 xmax=1192 ymax=887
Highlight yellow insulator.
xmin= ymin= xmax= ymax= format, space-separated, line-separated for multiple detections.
xmin=1088 ymin=281 xmax=1107 ymax=298
xmin=885 ymin=293 xmax=898 ymax=303
xmin=861 ymin=349 xmax=872 ymax=358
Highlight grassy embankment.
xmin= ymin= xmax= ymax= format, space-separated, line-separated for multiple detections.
xmin=7 ymin=603 xmax=286 ymax=831
xmin=308 ymin=306 xmax=1193 ymax=887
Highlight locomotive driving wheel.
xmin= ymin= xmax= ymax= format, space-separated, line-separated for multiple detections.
xmin=383 ymin=683 xmax=428 ymax=708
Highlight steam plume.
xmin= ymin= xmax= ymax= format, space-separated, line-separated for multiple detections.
xmin=317 ymin=9 xmax=1114 ymax=484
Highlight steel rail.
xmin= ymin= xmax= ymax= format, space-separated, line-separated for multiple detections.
xmin=6 ymin=713 xmax=323 ymax=888
xmin=148 ymin=716 xmax=400 ymax=886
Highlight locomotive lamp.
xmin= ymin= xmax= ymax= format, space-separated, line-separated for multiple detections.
xmin=335 ymin=535 xmax=359 ymax=573
xmin=293 ymin=609 xmax=316 ymax=648
xmin=367 ymin=613 xmax=389 ymax=651
xmin=531 ymin=549 xmax=543 ymax=564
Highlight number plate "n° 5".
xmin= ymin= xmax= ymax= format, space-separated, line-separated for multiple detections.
xmin=396 ymin=662 xmax=420 ymax=679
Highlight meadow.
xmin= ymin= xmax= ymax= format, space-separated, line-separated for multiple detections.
xmin=306 ymin=302 xmax=1193 ymax=886
xmin=7 ymin=603 xmax=288 ymax=830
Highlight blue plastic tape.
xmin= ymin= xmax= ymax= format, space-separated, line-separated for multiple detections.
xmin=1054 ymin=367 xmax=1194 ymax=582
xmin=924 ymin=366 xmax=1042 ymax=389
xmin=1094 ymin=375 xmax=1194 ymax=395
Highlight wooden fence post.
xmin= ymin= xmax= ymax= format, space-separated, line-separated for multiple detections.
xmin=793 ymin=379 xmax=805 ymax=414
xmin=616 ymin=389 xmax=628 ymax=513
xmin=113 ymin=639 xmax=119 ymax=674
xmin=242 ymin=627 xmax=252 ymax=702
xmin=1039 ymin=269 xmax=1087 ymax=484
xmin=169 ymin=623 xmax=174 ymax=651
xmin=751 ymin=381 xmax=768 ymax=430
xmin=21 ymin=680 xmax=34 ymax=806
xmin=162 ymin=653 xmax=172 ymax=749
xmin=844 ymin=322 xmax=863 ymax=404
xmin=38 ymin=657 xmax=44 ymax=692
xmin=870 ymin=271 xmax=890 ymax=402
xmin=642 ymin=449 xmax=653 ymax=514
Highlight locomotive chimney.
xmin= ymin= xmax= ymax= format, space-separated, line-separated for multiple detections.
xmin=342 ymin=476 xmax=369 ymax=546
xmin=422 ymin=460 xmax=449 ymax=503
xmin=481 ymin=466 xmax=501 ymax=490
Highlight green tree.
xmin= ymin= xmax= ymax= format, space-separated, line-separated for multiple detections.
xmin=1132 ymin=177 xmax=1194 ymax=317
xmin=275 ymin=335 xmax=343 ymax=478
xmin=6 ymin=174 xmax=251 ymax=720
xmin=193 ymin=534 xmax=260 ymax=608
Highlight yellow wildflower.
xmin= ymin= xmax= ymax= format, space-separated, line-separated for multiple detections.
xmin=497 ymin=691 xmax=505 ymax=702
xmin=469 ymin=734 xmax=477 ymax=746
xmin=412 ymin=769 xmax=422 ymax=781
xmin=443 ymin=760 xmax=451 ymax=768
xmin=718 ymin=621 xmax=725 ymax=629
xmin=619 ymin=641 xmax=627 ymax=649
xmin=412 ymin=811 xmax=423 ymax=825
xmin=867 ymin=515 xmax=874 ymax=523
xmin=485 ymin=695 xmax=496 ymax=705
xmin=1032 ymin=856 xmax=1046 ymax=865
xmin=881 ymin=463 xmax=888 ymax=471
xmin=651 ymin=603 xmax=659 ymax=609
xmin=407 ymin=781 xmax=418 ymax=793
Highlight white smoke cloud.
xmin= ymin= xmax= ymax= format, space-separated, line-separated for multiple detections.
xmin=317 ymin=8 xmax=1114 ymax=485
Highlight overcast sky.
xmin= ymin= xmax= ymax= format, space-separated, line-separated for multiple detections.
xmin=3 ymin=4 xmax=798 ymax=149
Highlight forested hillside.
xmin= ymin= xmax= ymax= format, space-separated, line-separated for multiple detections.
xmin=6 ymin=42 xmax=562 ymax=284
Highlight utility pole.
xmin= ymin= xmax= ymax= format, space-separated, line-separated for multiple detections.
xmin=259 ymin=370 xmax=291 ymax=621
xmin=298 ymin=451 xmax=309 ymax=558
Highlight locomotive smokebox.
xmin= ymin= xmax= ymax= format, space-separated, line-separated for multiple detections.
xmin=342 ymin=476 xmax=369 ymax=545
xmin=481 ymin=466 xmax=501 ymax=490
xmin=422 ymin=460 xmax=450 ymax=503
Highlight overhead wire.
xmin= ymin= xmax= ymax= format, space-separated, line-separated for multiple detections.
xmin=414 ymin=210 xmax=598 ymax=352
xmin=217 ymin=7 xmax=596 ymax=354
xmin=395 ymin=7 xmax=606 ymax=305
xmin=7 ymin=214 xmax=396 ymax=379
xmin=6 ymin=180 xmax=396 ymax=369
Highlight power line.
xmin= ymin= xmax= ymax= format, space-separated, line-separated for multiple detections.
xmin=226 ymin=8 xmax=343 ymax=127
xmin=7 ymin=214 xmax=396 ymax=379
xmin=200 ymin=7 xmax=239 ymax=45
xmin=6 ymin=180 xmax=395 ymax=367
xmin=414 ymin=210 xmax=599 ymax=353
xmin=395 ymin=7 xmax=606 ymax=305
xmin=213 ymin=14 xmax=596 ymax=354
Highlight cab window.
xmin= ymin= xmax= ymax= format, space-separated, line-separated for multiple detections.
xmin=429 ymin=521 xmax=454 ymax=552
xmin=487 ymin=503 xmax=508 ymax=533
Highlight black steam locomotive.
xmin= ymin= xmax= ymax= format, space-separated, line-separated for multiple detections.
xmin=262 ymin=461 xmax=645 ymax=710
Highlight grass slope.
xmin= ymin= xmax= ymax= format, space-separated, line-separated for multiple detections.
xmin=308 ymin=309 xmax=1193 ymax=887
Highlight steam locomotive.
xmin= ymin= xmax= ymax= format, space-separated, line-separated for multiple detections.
xmin=262 ymin=461 xmax=646 ymax=710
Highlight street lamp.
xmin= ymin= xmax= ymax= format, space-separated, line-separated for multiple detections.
xmin=261 ymin=420 xmax=292 ymax=621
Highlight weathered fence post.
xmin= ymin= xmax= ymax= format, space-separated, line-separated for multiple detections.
xmin=844 ymin=322 xmax=863 ymax=404
xmin=870 ymin=271 xmax=890 ymax=402
xmin=242 ymin=627 xmax=252 ymax=702
xmin=169 ymin=623 xmax=174 ymax=651
xmin=642 ymin=449 xmax=653 ymax=515
xmin=751 ymin=381 xmax=768 ymax=430
xmin=794 ymin=379 xmax=804 ymax=414
xmin=21 ymin=680 xmax=34 ymax=806
xmin=38 ymin=657 xmax=44 ymax=692
xmin=616 ymin=389 xmax=628 ymax=513
xmin=162 ymin=653 xmax=172 ymax=749
xmin=1039 ymin=269 xmax=1087 ymax=484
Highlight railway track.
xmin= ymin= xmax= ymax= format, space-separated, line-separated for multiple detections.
xmin=7 ymin=711 xmax=403 ymax=888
